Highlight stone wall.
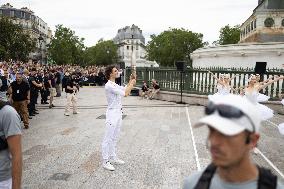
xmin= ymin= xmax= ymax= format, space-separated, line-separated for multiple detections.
xmin=154 ymin=90 xmax=284 ymax=114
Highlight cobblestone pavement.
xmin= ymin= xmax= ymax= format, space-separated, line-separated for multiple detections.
xmin=21 ymin=87 xmax=284 ymax=189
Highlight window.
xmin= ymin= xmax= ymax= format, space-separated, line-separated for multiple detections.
xmin=127 ymin=46 xmax=129 ymax=50
xmin=10 ymin=10 xmax=15 ymax=17
xmin=264 ymin=17 xmax=274 ymax=27
xmin=254 ymin=19 xmax=257 ymax=29
xmin=282 ymin=19 xmax=284 ymax=27
xmin=21 ymin=11 xmax=25 ymax=18
xmin=251 ymin=21 xmax=254 ymax=30
xmin=0 ymin=10 xmax=2 ymax=15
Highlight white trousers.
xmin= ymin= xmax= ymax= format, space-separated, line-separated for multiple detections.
xmin=65 ymin=93 xmax=78 ymax=114
xmin=102 ymin=109 xmax=122 ymax=161
xmin=0 ymin=178 xmax=12 ymax=189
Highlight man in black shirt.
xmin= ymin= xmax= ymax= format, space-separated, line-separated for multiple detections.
xmin=149 ymin=79 xmax=160 ymax=100
xmin=48 ymin=71 xmax=56 ymax=108
xmin=28 ymin=68 xmax=42 ymax=116
xmin=55 ymin=69 xmax=62 ymax=97
xmin=64 ymin=74 xmax=78 ymax=116
xmin=140 ymin=81 xmax=150 ymax=99
xmin=10 ymin=73 xmax=30 ymax=129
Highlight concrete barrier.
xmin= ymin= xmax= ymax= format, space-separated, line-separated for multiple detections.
xmin=154 ymin=90 xmax=284 ymax=114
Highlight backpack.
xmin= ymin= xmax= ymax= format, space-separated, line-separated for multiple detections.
xmin=0 ymin=101 xmax=11 ymax=151
xmin=194 ymin=163 xmax=277 ymax=189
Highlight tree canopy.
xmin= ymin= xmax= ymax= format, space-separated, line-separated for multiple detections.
xmin=48 ymin=25 xmax=86 ymax=65
xmin=214 ymin=25 xmax=240 ymax=45
xmin=84 ymin=39 xmax=118 ymax=66
xmin=0 ymin=16 xmax=36 ymax=61
xmin=146 ymin=28 xmax=206 ymax=67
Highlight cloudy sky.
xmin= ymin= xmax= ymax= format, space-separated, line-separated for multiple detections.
xmin=2 ymin=0 xmax=257 ymax=47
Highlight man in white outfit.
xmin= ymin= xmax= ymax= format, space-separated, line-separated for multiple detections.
xmin=102 ymin=65 xmax=136 ymax=171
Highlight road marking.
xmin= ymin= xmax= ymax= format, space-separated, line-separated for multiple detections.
xmin=254 ymin=148 xmax=284 ymax=179
xmin=265 ymin=120 xmax=278 ymax=128
xmin=185 ymin=107 xmax=201 ymax=171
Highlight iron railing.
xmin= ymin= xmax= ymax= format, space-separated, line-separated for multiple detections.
xmin=125 ymin=67 xmax=284 ymax=99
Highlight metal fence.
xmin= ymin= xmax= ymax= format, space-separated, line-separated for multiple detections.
xmin=125 ymin=67 xmax=284 ymax=99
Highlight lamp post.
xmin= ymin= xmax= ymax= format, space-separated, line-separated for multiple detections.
xmin=38 ymin=35 xmax=43 ymax=64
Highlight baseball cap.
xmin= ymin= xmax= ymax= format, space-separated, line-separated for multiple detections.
xmin=195 ymin=94 xmax=261 ymax=136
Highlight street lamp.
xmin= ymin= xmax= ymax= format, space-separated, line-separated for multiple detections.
xmin=38 ymin=35 xmax=43 ymax=64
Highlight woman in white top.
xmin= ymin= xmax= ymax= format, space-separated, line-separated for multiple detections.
xmin=255 ymin=74 xmax=273 ymax=102
xmin=241 ymin=74 xmax=281 ymax=121
xmin=208 ymin=72 xmax=237 ymax=100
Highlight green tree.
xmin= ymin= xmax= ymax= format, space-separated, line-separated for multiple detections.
xmin=84 ymin=40 xmax=118 ymax=66
xmin=0 ymin=16 xmax=36 ymax=61
xmin=214 ymin=25 xmax=240 ymax=45
xmin=146 ymin=28 xmax=205 ymax=67
xmin=48 ymin=25 xmax=86 ymax=65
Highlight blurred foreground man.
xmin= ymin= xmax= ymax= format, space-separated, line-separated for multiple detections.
xmin=101 ymin=65 xmax=136 ymax=171
xmin=183 ymin=95 xmax=284 ymax=189
xmin=0 ymin=101 xmax=22 ymax=189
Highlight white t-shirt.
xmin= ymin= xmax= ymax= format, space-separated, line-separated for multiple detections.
xmin=105 ymin=80 xmax=126 ymax=109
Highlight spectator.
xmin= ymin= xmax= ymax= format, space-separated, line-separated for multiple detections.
xmin=149 ymin=79 xmax=160 ymax=100
xmin=140 ymin=81 xmax=150 ymax=99
xmin=55 ymin=69 xmax=62 ymax=97
xmin=0 ymin=100 xmax=22 ymax=189
xmin=10 ymin=73 xmax=30 ymax=129
xmin=183 ymin=94 xmax=284 ymax=189
xmin=64 ymin=74 xmax=78 ymax=116
xmin=0 ymin=69 xmax=10 ymax=102
xmin=48 ymin=71 xmax=56 ymax=108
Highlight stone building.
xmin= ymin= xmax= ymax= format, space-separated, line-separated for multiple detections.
xmin=113 ymin=24 xmax=158 ymax=67
xmin=240 ymin=0 xmax=284 ymax=43
xmin=0 ymin=3 xmax=52 ymax=64
xmin=191 ymin=0 xmax=284 ymax=70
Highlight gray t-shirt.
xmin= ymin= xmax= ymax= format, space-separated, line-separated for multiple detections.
xmin=0 ymin=105 xmax=21 ymax=182
xmin=183 ymin=170 xmax=284 ymax=189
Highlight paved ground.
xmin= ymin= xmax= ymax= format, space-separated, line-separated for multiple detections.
xmin=21 ymin=87 xmax=284 ymax=189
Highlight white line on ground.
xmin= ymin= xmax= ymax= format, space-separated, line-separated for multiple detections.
xmin=185 ymin=107 xmax=201 ymax=171
xmin=265 ymin=120 xmax=278 ymax=128
xmin=254 ymin=148 xmax=284 ymax=179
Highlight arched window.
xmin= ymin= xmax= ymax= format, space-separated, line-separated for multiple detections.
xmin=264 ymin=18 xmax=274 ymax=27
xmin=254 ymin=19 xmax=257 ymax=29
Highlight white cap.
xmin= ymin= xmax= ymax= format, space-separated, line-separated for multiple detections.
xmin=195 ymin=94 xmax=261 ymax=136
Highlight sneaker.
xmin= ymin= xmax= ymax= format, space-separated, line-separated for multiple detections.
xmin=73 ymin=112 xmax=80 ymax=114
xmin=64 ymin=113 xmax=70 ymax=116
xmin=253 ymin=148 xmax=258 ymax=154
xmin=110 ymin=158 xmax=125 ymax=165
xmin=103 ymin=161 xmax=115 ymax=171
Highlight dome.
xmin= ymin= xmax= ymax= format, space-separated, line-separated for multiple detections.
xmin=113 ymin=24 xmax=145 ymax=44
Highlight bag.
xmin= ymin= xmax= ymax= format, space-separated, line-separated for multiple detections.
xmin=0 ymin=101 xmax=11 ymax=151
xmin=194 ymin=163 xmax=277 ymax=189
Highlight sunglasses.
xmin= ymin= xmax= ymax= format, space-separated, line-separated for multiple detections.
xmin=205 ymin=103 xmax=255 ymax=133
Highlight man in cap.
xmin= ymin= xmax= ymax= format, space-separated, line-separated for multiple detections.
xmin=183 ymin=94 xmax=283 ymax=189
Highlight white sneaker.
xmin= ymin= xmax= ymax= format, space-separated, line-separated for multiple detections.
xmin=110 ymin=158 xmax=125 ymax=165
xmin=103 ymin=161 xmax=115 ymax=171
xmin=64 ymin=113 xmax=70 ymax=116
xmin=253 ymin=148 xmax=258 ymax=154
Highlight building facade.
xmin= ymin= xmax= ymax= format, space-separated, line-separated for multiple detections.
xmin=191 ymin=0 xmax=284 ymax=70
xmin=113 ymin=24 xmax=158 ymax=67
xmin=240 ymin=0 xmax=284 ymax=43
xmin=0 ymin=3 xmax=52 ymax=64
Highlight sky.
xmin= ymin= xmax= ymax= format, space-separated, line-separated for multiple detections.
xmin=1 ymin=0 xmax=257 ymax=47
